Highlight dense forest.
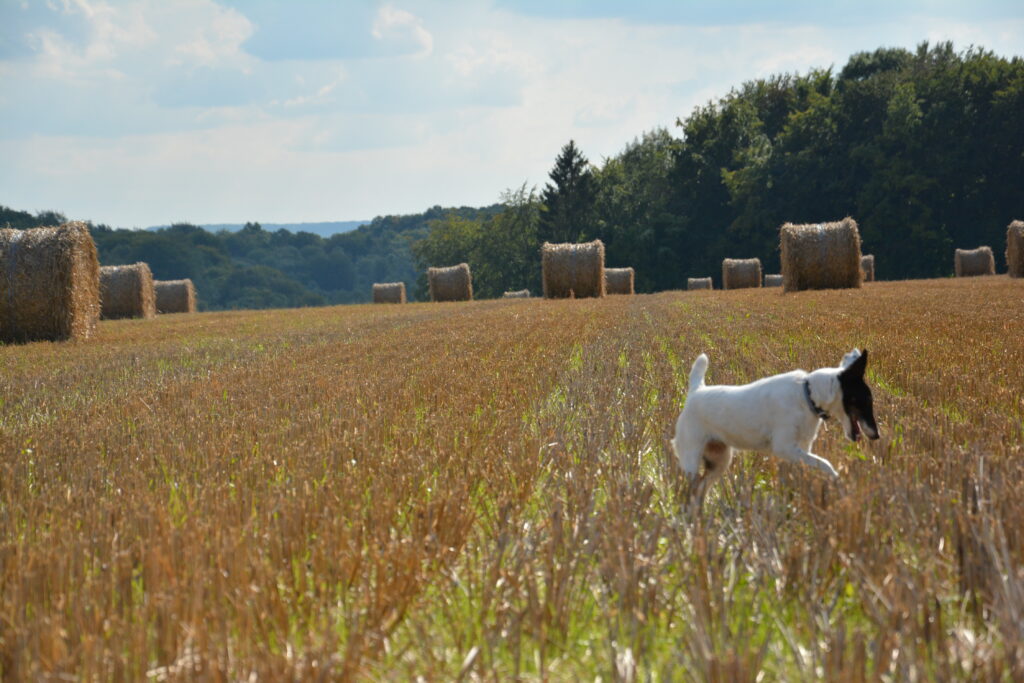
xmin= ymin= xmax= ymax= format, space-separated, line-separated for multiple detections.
xmin=4 ymin=42 xmax=1023 ymax=307
xmin=417 ymin=43 xmax=1024 ymax=294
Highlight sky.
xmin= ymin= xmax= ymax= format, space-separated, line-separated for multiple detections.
xmin=1 ymin=1 xmax=1022 ymax=228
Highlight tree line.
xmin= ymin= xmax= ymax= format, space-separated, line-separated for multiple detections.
xmin=416 ymin=42 xmax=1024 ymax=294
xmin=0 ymin=204 xmax=496 ymax=310
xmin=4 ymin=42 xmax=1022 ymax=307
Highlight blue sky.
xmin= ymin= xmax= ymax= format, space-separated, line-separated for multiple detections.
xmin=1 ymin=0 xmax=1021 ymax=228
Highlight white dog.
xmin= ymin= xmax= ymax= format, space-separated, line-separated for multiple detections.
xmin=672 ymin=349 xmax=879 ymax=503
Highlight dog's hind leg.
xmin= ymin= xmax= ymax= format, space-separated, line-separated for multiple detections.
xmin=690 ymin=441 xmax=733 ymax=510
xmin=772 ymin=445 xmax=839 ymax=479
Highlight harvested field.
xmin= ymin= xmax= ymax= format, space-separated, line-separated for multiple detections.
xmin=2 ymin=278 xmax=1023 ymax=679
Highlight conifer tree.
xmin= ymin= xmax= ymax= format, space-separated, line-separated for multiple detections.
xmin=538 ymin=140 xmax=596 ymax=244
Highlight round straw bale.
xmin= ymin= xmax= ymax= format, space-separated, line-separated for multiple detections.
xmin=1 ymin=221 xmax=100 ymax=343
xmin=687 ymin=277 xmax=712 ymax=290
xmin=605 ymin=267 xmax=635 ymax=295
xmin=100 ymin=262 xmax=156 ymax=320
xmin=780 ymin=218 xmax=862 ymax=292
xmin=154 ymin=279 xmax=197 ymax=313
xmin=427 ymin=263 xmax=473 ymax=302
xmin=861 ymin=254 xmax=875 ymax=282
xmin=372 ymin=282 xmax=406 ymax=303
xmin=503 ymin=289 xmax=531 ymax=298
xmin=541 ymin=240 xmax=605 ymax=299
xmin=764 ymin=274 xmax=783 ymax=287
xmin=1006 ymin=221 xmax=1024 ymax=278
xmin=954 ymin=247 xmax=995 ymax=277
xmin=722 ymin=258 xmax=762 ymax=290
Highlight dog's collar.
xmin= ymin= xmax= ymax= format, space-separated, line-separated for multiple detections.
xmin=803 ymin=380 xmax=830 ymax=420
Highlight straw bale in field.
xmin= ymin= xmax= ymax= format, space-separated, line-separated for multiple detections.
xmin=687 ymin=277 xmax=712 ymax=290
xmin=154 ymin=279 xmax=197 ymax=313
xmin=780 ymin=218 xmax=862 ymax=292
xmin=427 ymin=263 xmax=473 ymax=302
xmin=0 ymin=221 xmax=100 ymax=343
xmin=541 ymin=240 xmax=605 ymax=298
xmin=373 ymin=282 xmax=406 ymax=303
xmin=100 ymin=262 xmax=156 ymax=320
xmin=764 ymin=274 xmax=782 ymax=287
xmin=503 ymin=289 xmax=530 ymax=298
xmin=605 ymin=267 xmax=635 ymax=295
xmin=861 ymin=254 xmax=875 ymax=282
xmin=1006 ymin=221 xmax=1024 ymax=278
xmin=954 ymin=247 xmax=995 ymax=277
xmin=722 ymin=258 xmax=762 ymax=290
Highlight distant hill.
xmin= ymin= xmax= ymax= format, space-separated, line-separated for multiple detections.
xmin=147 ymin=220 xmax=369 ymax=238
xmin=2 ymin=202 xmax=500 ymax=310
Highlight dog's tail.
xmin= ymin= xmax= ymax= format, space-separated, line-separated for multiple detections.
xmin=688 ymin=353 xmax=709 ymax=393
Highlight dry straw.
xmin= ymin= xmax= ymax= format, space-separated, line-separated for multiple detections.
xmin=154 ymin=279 xmax=197 ymax=313
xmin=861 ymin=254 xmax=876 ymax=282
xmin=780 ymin=217 xmax=863 ymax=293
xmin=1006 ymin=221 xmax=1024 ymax=278
xmin=954 ymin=247 xmax=995 ymax=277
xmin=100 ymin=262 xmax=156 ymax=320
xmin=605 ymin=267 xmax=635 ymax=295
xmin=541 ymin=240 xmax=605 ymax=298
xmin=722 ymin=258 xmax=762 ymax=290
xmin=503 ymin=289 xmax=530 ymax=298
xmin=427 ymin=263 xmax=473 ymax=302
xmin=764 ymin=274 xmax=783 ymax=287
xmin=0 ymin=221 xmax=100 ymax=343
xmin=687 ymin=277 xmax=712 ymax=290
xmin=373 ymin=282 xmax=406 ymax=303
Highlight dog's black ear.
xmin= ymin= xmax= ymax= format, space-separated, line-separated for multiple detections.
xmin=842 ymin=348 xmax=868 ymax=378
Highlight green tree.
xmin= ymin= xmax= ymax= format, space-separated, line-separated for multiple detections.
xmin=538 ymin=140 xmax=597 ymax=244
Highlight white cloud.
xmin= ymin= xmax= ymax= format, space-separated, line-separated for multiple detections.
xmin=1 ymin=1 xmax=1022 ymax=226
xmin=372 ymin=4 xmax=433 ymax=59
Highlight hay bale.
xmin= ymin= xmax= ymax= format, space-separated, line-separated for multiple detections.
xmin=861 ymin=254 xmax=875 ymax=282
xmin=154 ymin=279 xmax=197 ymax=313
xmin=372 ymin=282 xmax=406 ymax=303
xmin=503 ymin=289 xmax=530 ymax=298
xmin=780 ymin=217 xmax=862 ymax=292
xmin=1006 ymin=221 xmax=1024 ymax=278
xmin=687 ymin=277 xmax=712 ymax=290
xmin=722 ymin=258 xmax=762 ymax=290
xmin=605 ymin=267 xmax=635 ymax=295
xmin=954 ymin=247 xmax=995 ymax=277
xmin=0 ymin=222 xmax=100 ymax=343
xmin=427 ymin=263 xmax=473 ymax=302
xmin=541 ymin=240 xmax=605 ymax=299
xmin=764 ymin=274 xmax=783 ymax=287
xmin=100 ymin=262 xmax=156 ymax=320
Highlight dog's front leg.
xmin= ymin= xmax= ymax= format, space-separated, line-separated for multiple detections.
xmin=773 ymin=446 xmax=839 ymax=479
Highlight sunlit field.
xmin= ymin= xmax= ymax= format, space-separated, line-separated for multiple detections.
xmin=2 ymin=277 xmax=1022 ymax=680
